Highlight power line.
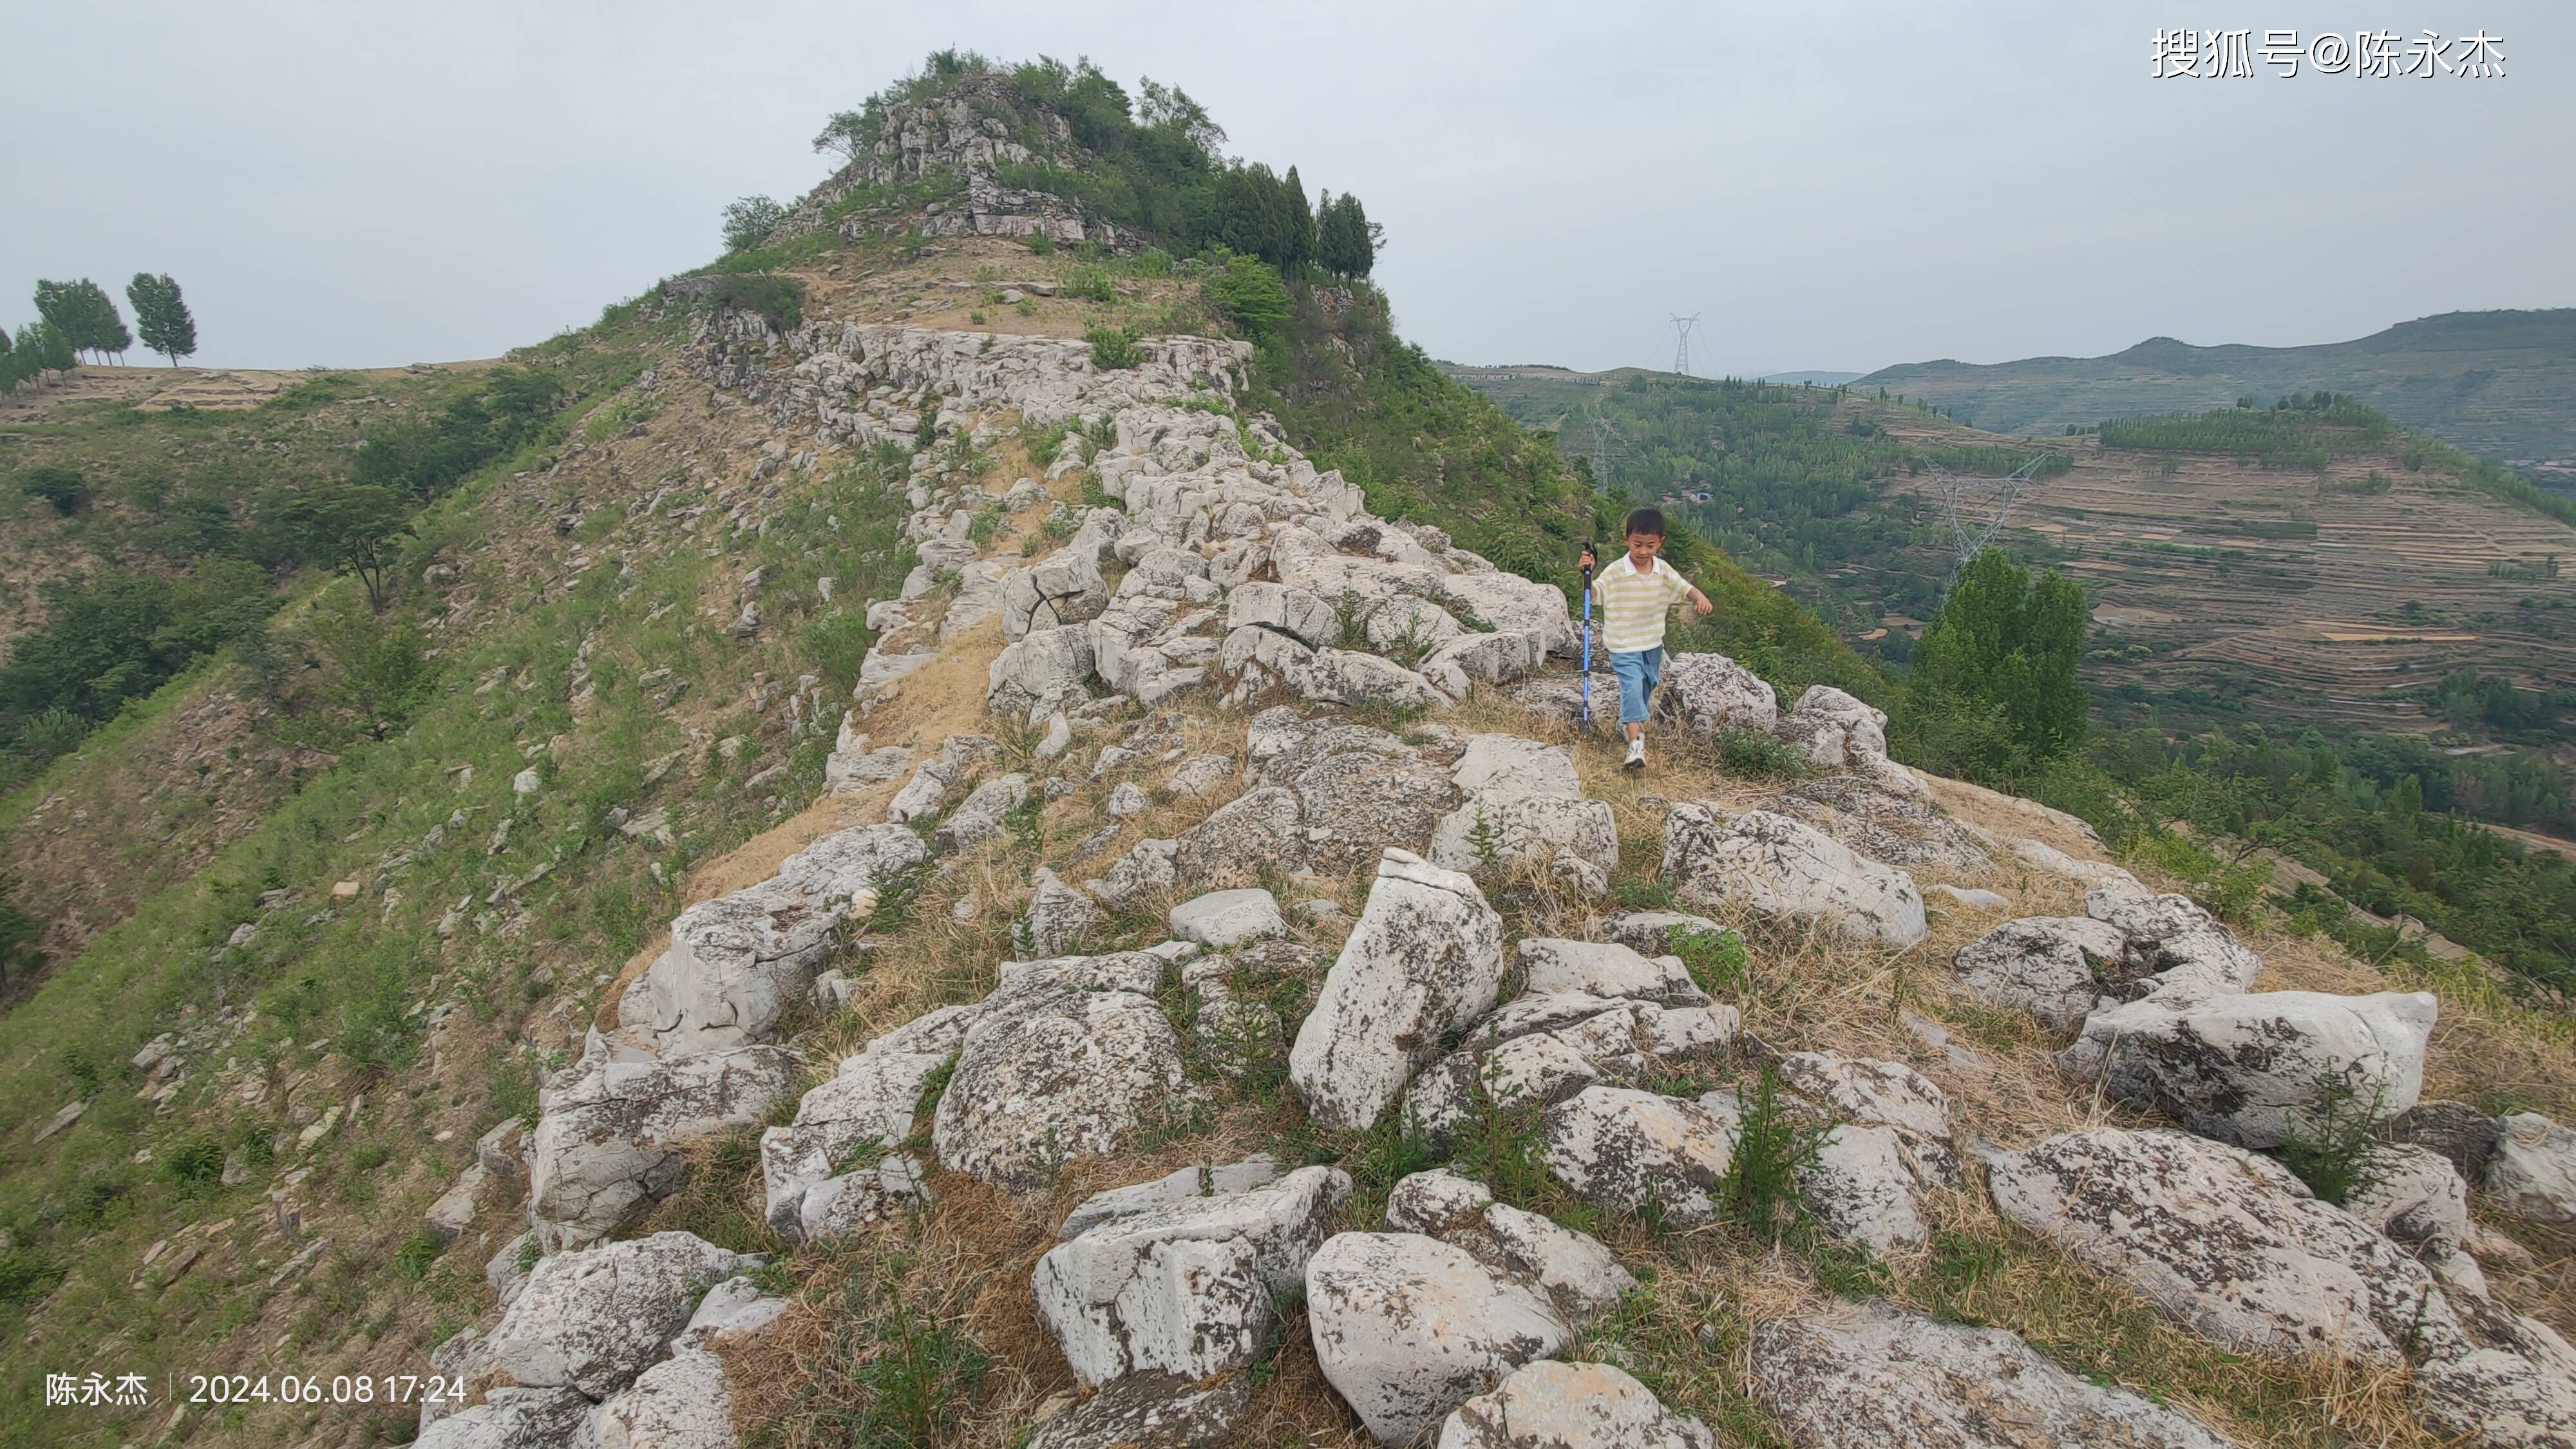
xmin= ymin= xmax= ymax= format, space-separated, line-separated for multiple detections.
xmin=1669 ymin=314 xmax=1700 ymax=377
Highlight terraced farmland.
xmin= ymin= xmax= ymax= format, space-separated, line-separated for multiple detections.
xmin=1868 ymin=409 xmax=2576 ymax=737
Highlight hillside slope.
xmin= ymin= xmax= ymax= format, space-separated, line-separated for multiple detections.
xmin=1853 ymin=309 xmax=2576 ymax=486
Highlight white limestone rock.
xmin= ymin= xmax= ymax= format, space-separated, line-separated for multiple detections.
xmin=1987 ymin=1126 xmax=2576 ymax=1448
xmin=1033 ymin=1163 xmax=1350 ymax=1385
xmin=1540 ymin=1085 xmax=1738 ymax=1224
xmin=1450 ymin=734 xmax=1582 ymax=800
xmin=1651 ymin=653 xmax=1778 ymax=735
xmin=2486 ymin=1113 xmax=2576 ymax=1229
xmin=1591 ymin=909 xmax=1728 ymax=956
xmin=1951 ymin=916 xmax=2130 ymax=1028
xmin=416 ymin=1387 xmax=594 ymax=1449
xmin=529 ymin=1040 xmax=800 ymax=1249
xmin=1428 ymin=791 xmax=1618 ymax=897
xmin=1288 ymin=849 xmax=1507 ymax=1132
xmin=1752 ymin=1298 xmax=2234 ymax=1448
xmin=1023 ymin=867 xmax=1103 ymax=958
xmin=934 ymin=772 xmax=1031 ymax=855
xmin=1002 ymin=546 xmax=1111 ymax=642
xmin=933 ymin=956 xmax=1194 ymax=1187
xmin=759 ymin=1005 xmax=978 ymax=1236
xmin=1437 ymin=1359 xmax=1715 ymax=1449
xmin=1224 ymin=581 xmax=1339 ymax=649
xmin=1662 ymin=805 xmax=1927 ymax=949
xmin=2060 ymin=989 xmax=2437 ymax=1150
xmin=1305 ymin=1231 xmax=1571 ymax=1445
xmin=1168 ymin=888 xmax=1285 ymax=948
xmin=1024 ymin=1372 xmax=1253 ymax=1449
xmin=1516 ymin=938 xmax=1707 ymax=1006
xmin=486 ymin=1231 xmax=761 ymax=1398
xmin=1384 ymin=1170 xmax=1634 ymax=1324
xmin=886 ymin=758 xmax=956 ymax=823
xmin=1057 ymin=1157 xmax=1286 ymax=1240
xmin=1761 ymin=773 xmax=1993 ymax=878
xmin=619 ymin=823 xmax=927 ymax=1057
xmin=1774 ymin=685 xmax=1890 ymax=773
xmin=989 ymin=624 xmax=1098 ymax=720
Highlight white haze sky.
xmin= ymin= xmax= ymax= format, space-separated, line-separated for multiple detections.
xmin=5 ymin=2 xmax=2567 ymax=376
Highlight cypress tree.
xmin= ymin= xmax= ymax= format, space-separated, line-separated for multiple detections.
xmin=127 ymin=274 xmax=198 ymax=366
xmin=1281 ymin=166 xmax=1315 ymax=269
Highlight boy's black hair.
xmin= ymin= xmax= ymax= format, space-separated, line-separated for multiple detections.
xmin=1622 ymin=506 xmax=1667 ymax=538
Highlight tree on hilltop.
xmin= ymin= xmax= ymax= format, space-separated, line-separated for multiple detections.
xmin=33 ymin=279 xmax=131 ymax=365
xmin=1891 ymin=548 xmax=2088 ymax=782
xmin=1317 ymin=191 xmax=1378 ymax=279
xmin=126 ymin=274 xmax=197 ymax=366
xmin=722 ymin=196 xmax=786 ymax=253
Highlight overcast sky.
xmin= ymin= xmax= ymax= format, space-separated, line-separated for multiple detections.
xmin=5 ymin=2 xmax=2566 ymax=376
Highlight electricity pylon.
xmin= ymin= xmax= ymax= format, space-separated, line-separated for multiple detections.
xmin=1669 ymin=314 xmax=1700 ymax=377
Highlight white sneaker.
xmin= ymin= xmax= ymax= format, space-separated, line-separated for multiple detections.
xmin=1624 ymin=737 xmax=1645 ymax=770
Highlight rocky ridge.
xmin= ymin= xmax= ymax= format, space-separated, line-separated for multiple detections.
xmin=404 ymin=309 xmax=2576 ymax=1448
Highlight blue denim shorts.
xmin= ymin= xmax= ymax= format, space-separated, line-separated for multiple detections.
xmin=1611 ymin=647 xmax=1663 ymax=725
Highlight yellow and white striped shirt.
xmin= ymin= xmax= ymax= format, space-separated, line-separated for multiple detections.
xmin=1591 ymin=554 xmax=1695 ymax=653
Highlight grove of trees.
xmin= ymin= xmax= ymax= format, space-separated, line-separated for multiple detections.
xmin=2 ymin=275 xmax=196 ymax=392
xmin=1890 ymin=548 xmax=2089 ymax=782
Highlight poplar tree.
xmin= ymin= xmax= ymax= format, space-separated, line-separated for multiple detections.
xmin=32 ymin=279 xmax=131 ymax=364
xmin=126 ymin=274 xmax=198 ymax=366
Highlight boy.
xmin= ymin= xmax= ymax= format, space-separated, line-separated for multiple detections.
xmin=1581 ymin=508 xmax=1714 ymax=770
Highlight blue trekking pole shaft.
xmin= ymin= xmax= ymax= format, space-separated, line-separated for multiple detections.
xmin=1579 ymin=550 xmax=1594 ymax=725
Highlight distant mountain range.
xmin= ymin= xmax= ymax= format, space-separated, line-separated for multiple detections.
xmin=1855 ymin=309 xmax=2576 ymax=486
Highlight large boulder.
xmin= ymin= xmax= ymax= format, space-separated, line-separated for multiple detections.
xmin=618 ymin=824 xmax=927 ymax=1057
xmin=1436 ymin=1360 xmax=1715 ymax=1449
xmin=1428 ymin=791 xmax=1618 ymax=896
xmin=1662 ymin=805 xmax=1927 ymax=949
xmin=1773 ymin=685 xmax=1889 ymax=774
xmin=1033 ymin=1162 xmax=1350 ymax=1385
xmin=529 ymin=1039 xmax=800 ymax=1249
xmin=485 ymin=1231 xmax=761 ymax=1398
xmin=934 ymin=954 xmax=1195 ymax=1186
xmin=759 ymin=1006 xmax=979 ymax=1237
xmin=1024 ymin=867 xmax=1104 ymax=958
xmin=1986 ymin=1127 xmax=2576 ymax=1447
xmin=1001 ymin=547 xmax=1110 ymax=641
xmin=1403 ymin=990 xmax=1736 ymax=1144
xmin=2486 ymin=1112 xmax=2576 ymax=1228
xmin=1649 ymin=653 xmax=1777 ymax=735
xmin=1225 ymin=581 xmax=1339 ymax=649
xmin=934 ymin=773 xmax=1031 ymax=855
xmin=1024 ymin=1373 xmax=1253 ymax=1449
xmin=1515 ymin=938 xmax=1707 ymax=1006
xmin=1771 ymin=1052 xmax=1960 ymax=1255
xmin=1449 ymin=734 xmax=1583 ymax=800
xmin=1385 ymin=1170 xmax=1634 ymax=1324
xmin=1752 ymin=1299 xmax=2233 ymax=1448
xmin=415 ymin=1387 xmax=593 ymax=1449
xmin=1288 ymin=849 xmax=1507 ymax=1132
xmin=989 ymin=624 xmax=1097 ymax=720
xmin=1954 ymin=891 xmax=2262 ymax=1029
xmin=591 ymin=1278 xmax=788 ymax=1449
xmin=1168 ymin=888 xmax=1285 ymax=948
xmin=2058 ymin=989 xmax=2437 ymax=1150
xmin=1761 ymin=773 xmax=1993 ymax=878
xmin=1539 ymin=1086 xmax=1738 ymax=1224
xmin=1305 ymin=1231 xmax=1572 ymax=1445
xmin=1951 ymin=916 xmax=2131 ymax=1029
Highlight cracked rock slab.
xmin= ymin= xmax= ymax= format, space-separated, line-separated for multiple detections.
xmin=1752 ymin=1298 xmax=2235 ymax=1448
xmin=1305 ymin=1231 xmax=1571 ymax=1445
xmin=1288 ymin=849 xmax=1506 ymax=1133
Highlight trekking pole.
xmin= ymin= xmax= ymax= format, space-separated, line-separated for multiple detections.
xmin=1578 ymin=544 xmax=1595 ymax=728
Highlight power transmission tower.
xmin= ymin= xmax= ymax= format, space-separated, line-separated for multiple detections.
xmin=1583 ymin=399 xmax=1627 ymax=488
xmin=1924 ymin=451 xmax=2053 ymax=586
xmin=1669 ymin=314 xmax=1700 ymax=377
